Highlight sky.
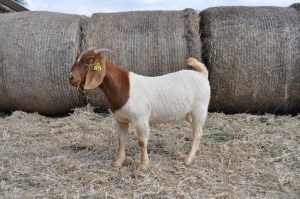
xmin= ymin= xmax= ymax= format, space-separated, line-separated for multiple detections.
xmin=25 ymin=0 xmax=297 ymax=16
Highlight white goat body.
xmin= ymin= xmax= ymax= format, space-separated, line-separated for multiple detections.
xmin=111 ymin=59 xmax=210 ymax=170
xmin=113 ymin=70 xmax=210 ymax=124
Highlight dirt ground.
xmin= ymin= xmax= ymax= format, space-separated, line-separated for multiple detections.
xmin=0 ymin=107 xmax=299 ymax=198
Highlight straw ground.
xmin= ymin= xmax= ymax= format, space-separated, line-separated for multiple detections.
xmin=0 ymin=107 xmax=299 ymax=198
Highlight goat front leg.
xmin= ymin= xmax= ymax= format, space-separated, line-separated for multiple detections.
xmin=135 ymin=120 xmax=150 ymax=170
xmin=113 ymin=121 xmax=129 ymax=168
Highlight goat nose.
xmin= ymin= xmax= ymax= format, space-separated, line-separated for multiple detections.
xmin=69 ymin=74 xmax=74 ymax=81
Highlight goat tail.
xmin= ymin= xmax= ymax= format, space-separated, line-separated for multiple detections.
xmin=187 ymin=57 xmax=208 ymax=79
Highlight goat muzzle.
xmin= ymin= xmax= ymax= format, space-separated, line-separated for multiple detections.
xmin=69 ymin=74 xmax=80 ymax=86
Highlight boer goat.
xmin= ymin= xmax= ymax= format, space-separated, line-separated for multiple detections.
xmin=69 ymin=47 xmax=210 ymax=170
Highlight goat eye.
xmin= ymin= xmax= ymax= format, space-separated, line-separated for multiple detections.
xmin=83 ymin=61 xmax=92 ymax=67
xmin=84 ymin=60 xmax=93 ymax=66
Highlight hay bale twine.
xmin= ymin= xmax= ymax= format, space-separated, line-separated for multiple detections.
xmin=200 ymin=6 xmax=300 ymax=114
xmin=0 ymin=11 xmax=86 ymax=115
xmin=83 ymin=9 xmax=201 ymax=111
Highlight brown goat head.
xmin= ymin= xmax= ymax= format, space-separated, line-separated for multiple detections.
xmin=69 ymin=48 xmax=112 ymax=90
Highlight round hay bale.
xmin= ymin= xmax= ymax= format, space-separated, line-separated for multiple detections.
xmin=290 ymin=3 xmax=300 ymax=11
xmin=83 ymin=9 xmax=201 ymax=111
xmin=0 ymin=11 xmax=87 ymax=115
xmin=200 ymin=6 xmax=300 ymax=114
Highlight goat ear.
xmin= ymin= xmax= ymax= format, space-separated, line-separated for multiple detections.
xmin=84 ymin=60 xmax=106 ymax=90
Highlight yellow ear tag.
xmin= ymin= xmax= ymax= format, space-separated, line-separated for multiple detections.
xmin=93 ymin=63 xmax=102 ymax=71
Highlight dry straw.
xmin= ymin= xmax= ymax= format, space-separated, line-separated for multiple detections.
xmin=0 ymin=108 xmax=299 ymax=198
xmin=200 ymin=5 xmax=300 ymax=114
xmin=83 ymin=9 xmax=201 ymax=111
xmin=0 ymin=11 xmax=86 ymax=115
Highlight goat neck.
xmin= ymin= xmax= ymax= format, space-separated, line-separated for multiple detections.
xmin=99 ymin=60 xmax=130 ymax=113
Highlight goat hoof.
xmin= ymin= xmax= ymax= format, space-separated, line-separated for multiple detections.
xmin=138 ymin=163 xmax=148 ymax=171
xmin=112 ymin=161 xmax=123 ymax=168
xmin=184 ymin=158 xmax=192 ymax=165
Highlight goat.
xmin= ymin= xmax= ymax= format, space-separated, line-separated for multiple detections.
xmin=69 ymin=47 xmax=210 ymax=170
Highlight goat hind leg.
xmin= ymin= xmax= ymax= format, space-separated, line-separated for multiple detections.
xmin=185 ymin=127 xmax=202 ymax=165
xmin=185 ymin=110 xmax=206 ymax=165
